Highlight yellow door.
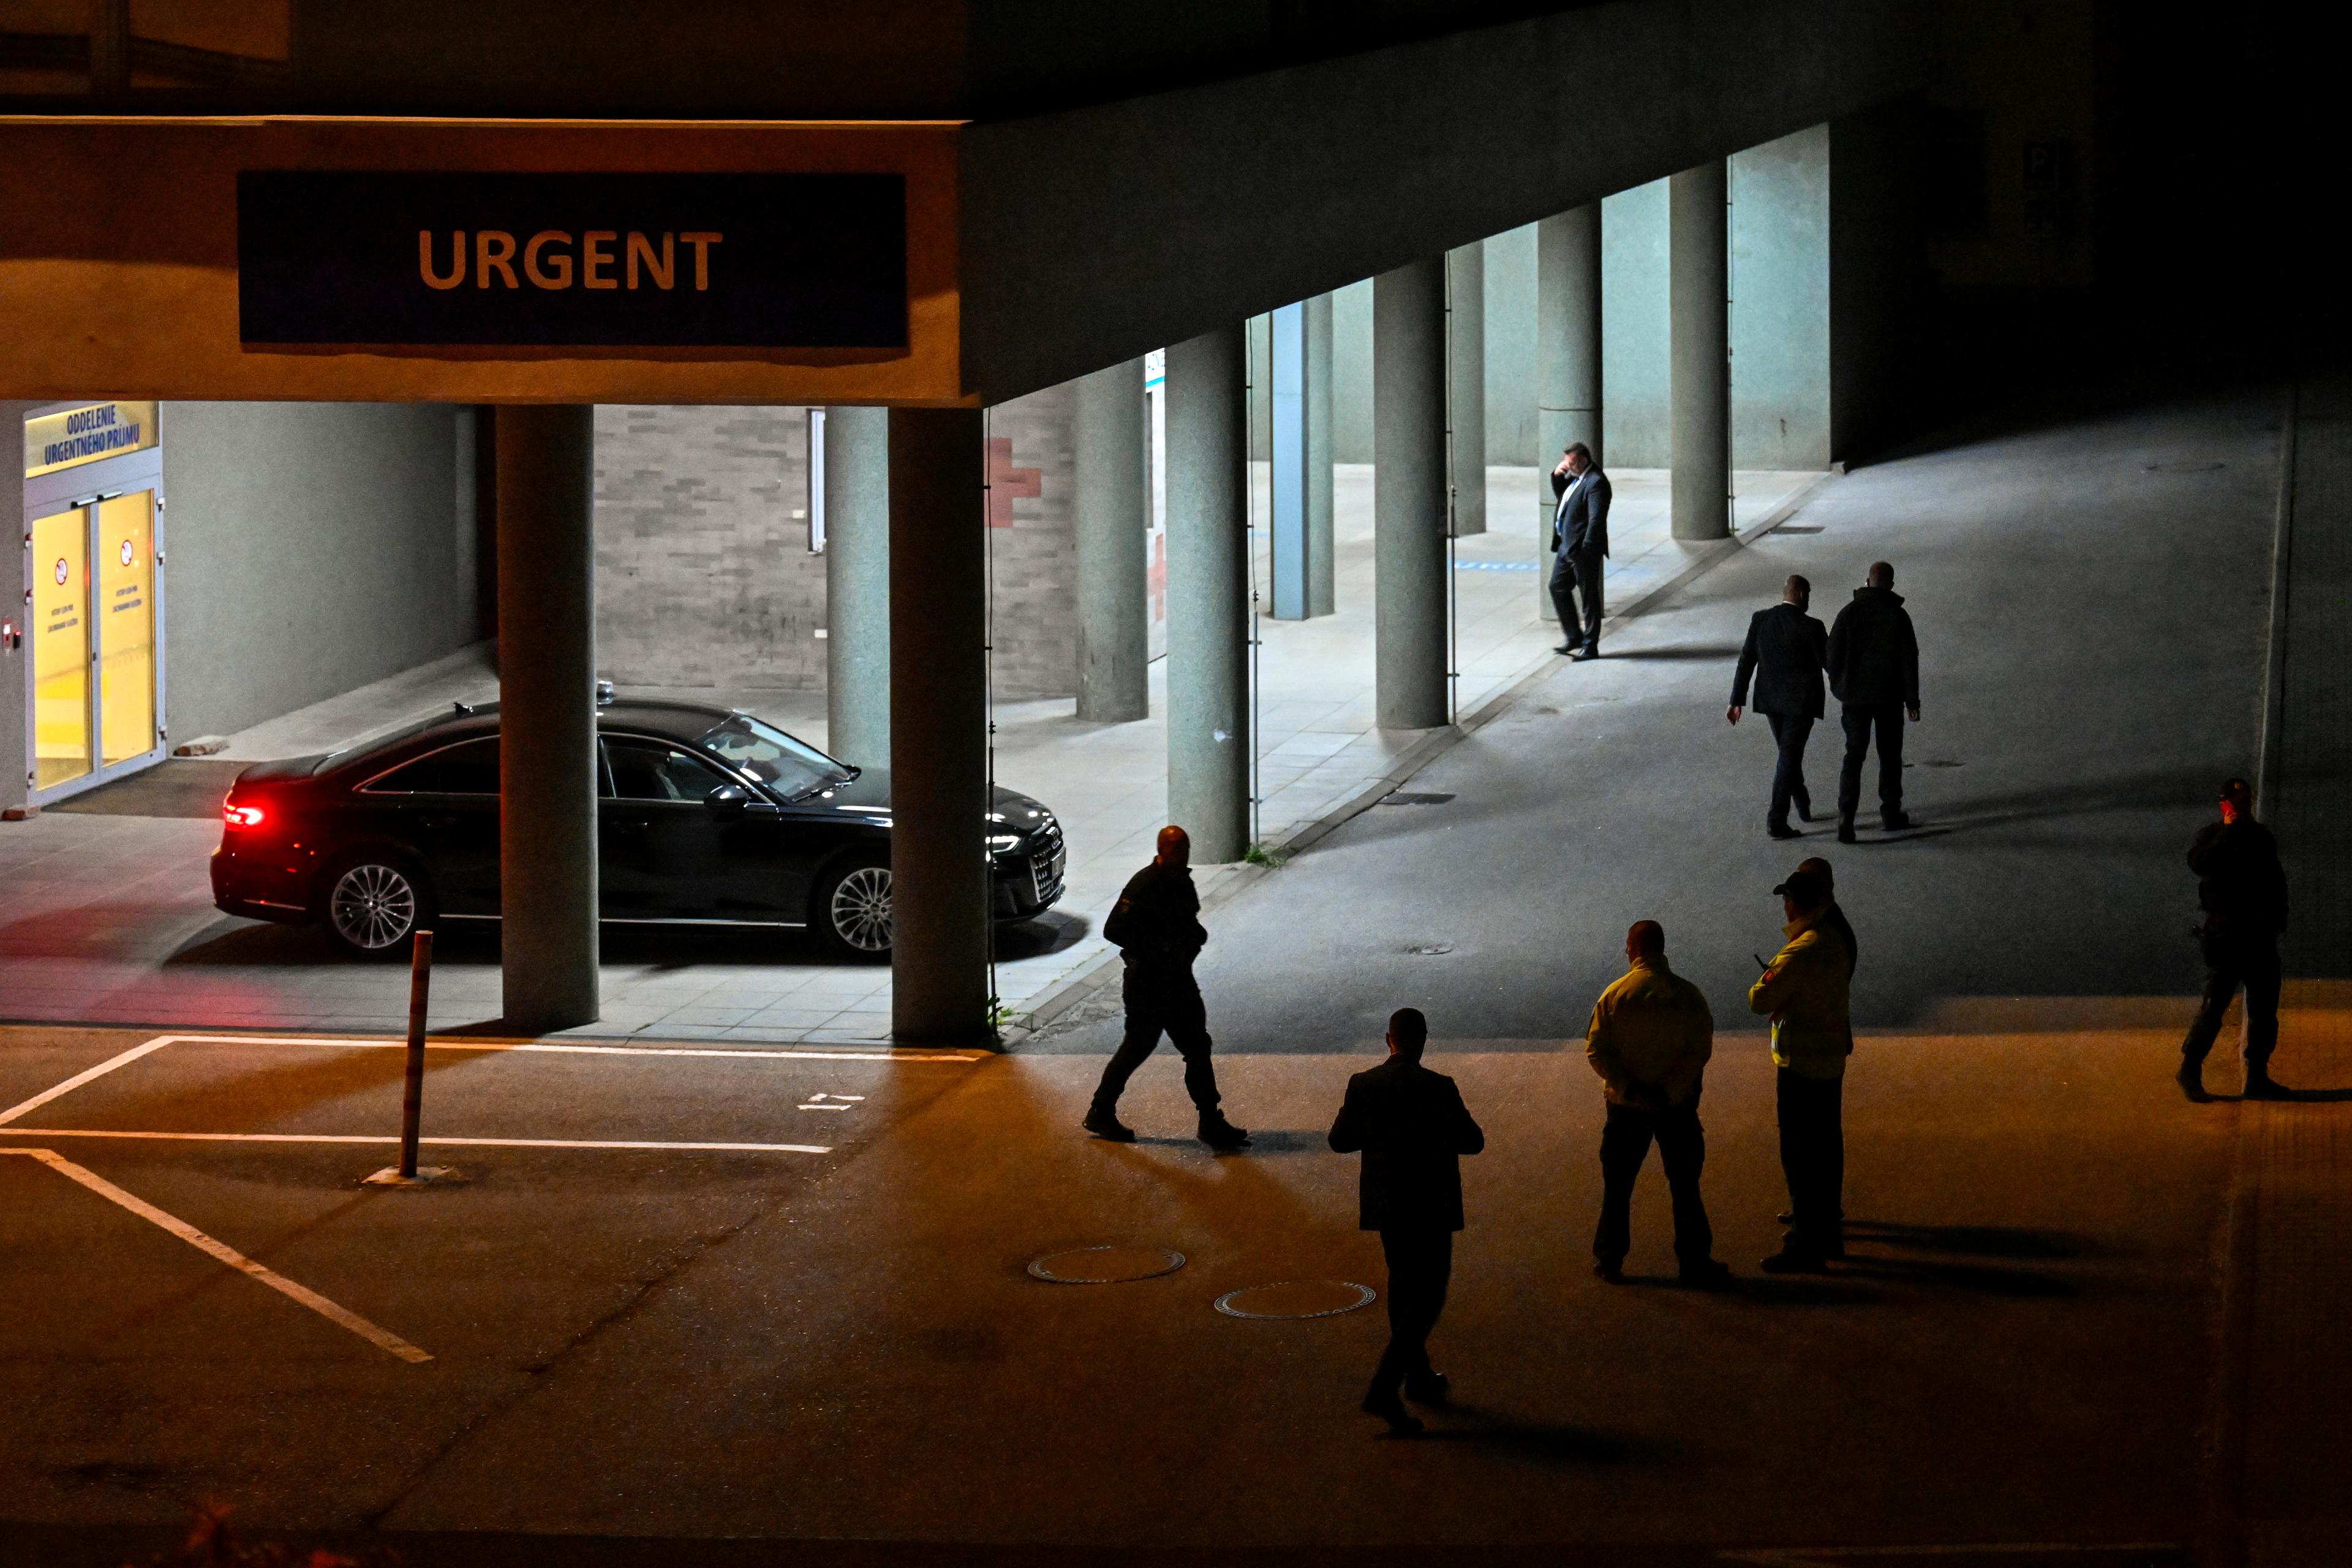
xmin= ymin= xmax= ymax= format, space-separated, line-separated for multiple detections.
xmin=96 ymin=491 xmax=156 ymax=767
xmin=30 ymin=507 xmax=91 ymax=789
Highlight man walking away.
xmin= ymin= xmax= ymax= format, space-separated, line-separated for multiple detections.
xmin=1749 ymin=868 xmax=1854 ymax=1272
xmin=1825 ymin=561 xmax=1920 ymax=843
xmin=1729 ymin=575 xmax=1830 ymax=839
xmin=2179 ymin=778 xmax=2291 ymax=1101
xmin=1329 ymin=1008 xmax=1485 ymax=1435
xmin=1549 ymin=442 xmax=1613 ymax=661
xmin=1085 ymin=825 xmax=1251 ymax=1149
xmin=1586 ymin=921 xmax=1732 ymax=1288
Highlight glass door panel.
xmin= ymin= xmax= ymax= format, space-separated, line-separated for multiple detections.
xmin=96 ymin=491 xmax=156 ymax=767
xmin=29 ymin=507 xmax=91 ymax=789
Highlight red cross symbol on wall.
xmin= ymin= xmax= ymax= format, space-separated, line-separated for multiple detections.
xmin=1148 ymin=530 xmax=1167 ymax=624
xmin=984 ymin=437 xmax=1041 ymax=529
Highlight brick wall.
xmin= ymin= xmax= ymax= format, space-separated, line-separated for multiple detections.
xmin=593 ymin=392 xmax=1077 ymax=698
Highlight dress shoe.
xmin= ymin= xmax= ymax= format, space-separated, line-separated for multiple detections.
xmin=1571 ymin=646 xmax=1600 ymax=662
xmin=2243 ymin=1074 xmax=2293 ymax=1101
xmin=1836 ymin=820 xmax=1857 ymax=845
xmin=1082 ymin=1108 xmax=1136 ymax=1142
xmin=1403 ymin=1370 xmax=1452 ymax=1406
xmin=1679 ymin=1258 xmax=1735 ymax=1290
xmin=1593 ymin=1259 xmax=1625 ymax=1284
xmin=1362 ymin=1389 xmax=1424 ymax=1434
xmin=1554 ymin=643 xmax=1577 ymax=655
xmin=1768 ymin=823 xmax=1802 ymax=840
xmin=1883 ymin=811 xmax=1913 ymax=831
xmin=1776 ymin=1208 xmax=1844 ymax=1226
xmin=1197 ymin=1115 xmax=1253 ymax=1150
xmin=2175 ymin=1061 xmax=2211 ymax=1103
xmin=1758 ymin=1245 xmax=1828 ymax=1274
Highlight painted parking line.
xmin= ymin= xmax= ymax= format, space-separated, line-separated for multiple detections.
xmin=0 ymin=1035 xmax=176 ymax=1126
xmin=1 ymin=1147 xmax=431 ymax=1365
xmin=156 ymin=1033 xmax=985 ymax=1064
xmin=0 ymin=1129 xmax=832 ymax=1154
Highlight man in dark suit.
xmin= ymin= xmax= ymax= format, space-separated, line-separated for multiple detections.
xmin=1728 ymin=575 xmax=1830 ymax=840
xmin=1548 ymin=442 xmax=1613 ymax=661
xmin=1825 ymin=560 xmax=1921 ymax=844
xmin=2179 ymin=778 xmax=2291 ymax=1101
xmin=1328 ymin=1006 xmax=1485 ymax=1435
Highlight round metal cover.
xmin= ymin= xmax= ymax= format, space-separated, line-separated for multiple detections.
xmin=1027 ymin=1245 xmax=1186 ymax=1284
xmin=1214 ymin=1280 xmax=1377 ymax=1320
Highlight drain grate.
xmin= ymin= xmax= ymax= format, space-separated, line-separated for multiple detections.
xmin=1380 ymin=791 xmax=1454 ymax=806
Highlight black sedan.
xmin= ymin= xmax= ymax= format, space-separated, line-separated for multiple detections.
xmin=210 ymin=698 xmax=1065 ymax=959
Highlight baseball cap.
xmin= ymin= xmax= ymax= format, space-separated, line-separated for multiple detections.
xmin=1773 ymin=869 xmax=1830 ymax=908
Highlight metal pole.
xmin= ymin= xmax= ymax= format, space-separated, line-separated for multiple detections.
xmin=399 ymin=929 xmax=433 ymax=1180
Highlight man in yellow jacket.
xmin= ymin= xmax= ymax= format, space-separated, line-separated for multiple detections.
xmin=1585 ymin=921 xmax=1732 ymax=1287
xmin=1748 ymin=867 xmax=1854 ymax=1272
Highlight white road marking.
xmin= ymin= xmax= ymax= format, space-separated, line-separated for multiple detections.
xmin=0 ymin=1036 xmax=174 ymax=1126
xmin=0 ymin=1128 xmax=831 ymax=1155
xmin=1 ymin=1147 xmax=431 ymax=1364
xmin=156 ymin=1033 xmax=981 ymax=1064
xmin=796 ymin=1104 xmax=855 ymax=1112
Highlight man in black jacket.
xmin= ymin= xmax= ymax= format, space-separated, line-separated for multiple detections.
xmin=1084 ymin=825 xmax=1251 ymax=1149
xmin=2179 ymin=778 xmax=2291 ymax=1101
xmin=1728 ymin=575 xmax=1830 ymax=839
xmin=1549 ymin=443 xmax=1613 ymax=661
xmin=1825 ymin=561 xmax=1921 ymax=843
xmin=1329 ymin=1007 xmax=1485 ymax=1434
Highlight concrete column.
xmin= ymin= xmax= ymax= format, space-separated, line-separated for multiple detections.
xmin=1268 ymin=303 xmax=1308 ymax=620
xmin=1074 ymin=359 xmax=1149 ymax=722
xmin=824 ymin=405 xmax=890 ymax=767
xmin=1374 ymin=257 xmax=1450 ymax=731
xmin=1306 ymin=292 xmax=1336 ymax=617
xmin=1446 ymin=241 xmax=1487 ymax=537
xmin=1537 ymin=205 xmax=1602 ymax=617
xmin=1164 ymin=325 xmax=1251 ymax=864
xmin=1671 ymin=160 xmax=1732 ymax=541
xmin=497 ymin=404 xmax=599 ymax=1033
xmin=888 ymin=408 xmax=989 ymax=1045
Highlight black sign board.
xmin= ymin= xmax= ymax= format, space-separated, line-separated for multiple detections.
xmin=238 ymin=170 xmax=908 ymax=350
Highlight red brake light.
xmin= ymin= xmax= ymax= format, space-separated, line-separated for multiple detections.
xmin=224 ymin=803 xmax=266 ymax=829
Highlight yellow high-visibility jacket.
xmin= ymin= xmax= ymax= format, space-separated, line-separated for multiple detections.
xmin=1585 ymin=957 xmax=1713 ymax=1109
xmin=1747 ymin=915 xmax=1853 ymax=1079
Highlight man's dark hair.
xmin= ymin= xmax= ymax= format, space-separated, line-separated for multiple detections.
xmin=1628 ymin=920 xmax=1665 ymax=959
xmin=1866 ymin=560 xmax=1894 ymax=589
xmin=1389 ymin=1006 xmax=1428 ymax=1058
xmin=1564 ymin=442 xmax=1594 ymax=465
xmin=1785 ymin=574 xmax=1811 ymax=599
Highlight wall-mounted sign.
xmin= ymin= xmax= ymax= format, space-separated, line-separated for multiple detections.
xmin=238 ymin=170 xmax=908 ymax=350
xmin=24 ymin=401 xmax=159 ymax=479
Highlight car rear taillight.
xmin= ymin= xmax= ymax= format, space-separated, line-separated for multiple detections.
xmin=224 ymin=802 xmax=266 ymax=829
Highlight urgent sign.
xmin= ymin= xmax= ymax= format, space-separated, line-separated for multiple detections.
xmin=238 ymin=171 xmax=907 ymax=350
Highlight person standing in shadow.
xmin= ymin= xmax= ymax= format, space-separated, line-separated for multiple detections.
xmin=1586 ymin=921 xmax=1732 ymax=1287
xmin=1749 ymin=867 xmax=1855 ymax=1272
xmin=1728 ymin=575 xmax=1830 ymax=839
xmin=1825 ymin=561 xmax=1920 ymax=843
xmin=1329 ymin=1007 xmax=1485 ymax=1434
xmin=2179 ymin=777 xmax=2291 ymax=1101
xmin=1084 ymin=825 xmax=1251 ymax=1150
xmin=1549 ymin=442 xmax=1613 ymax=661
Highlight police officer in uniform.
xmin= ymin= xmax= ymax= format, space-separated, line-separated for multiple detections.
xmin=1085 ymin=825 xmax=1251 ymax=1149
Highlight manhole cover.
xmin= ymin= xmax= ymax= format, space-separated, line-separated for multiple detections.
xmin=1379 ymin=791 xmax=1454 ymax=806
xmin=1027 ymin=1246 xmax=1186 ymax=1284
xmin=1215 ymin=1280 xmax=1377 ymax=1319
xmin=1404 ymin=941 xmax=1455 ymax=956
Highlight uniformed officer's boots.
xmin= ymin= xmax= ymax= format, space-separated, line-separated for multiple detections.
xmin=1082 ymin=1105 xmax=1137 ymax=1142
xmin=1197 ymin=1113 xmax=1251 ymax=1151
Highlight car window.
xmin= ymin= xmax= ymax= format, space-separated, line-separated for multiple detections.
xmin=606 ymin=737 xmax=733 ymax=803
xmin=363 ymin=736 xmax=499 ymax=795
xmin=698 ymin=714 xmax=848 ymax=798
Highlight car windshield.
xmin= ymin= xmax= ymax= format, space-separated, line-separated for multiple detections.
xmin=698 ymin=714 xmax=851 ymax=799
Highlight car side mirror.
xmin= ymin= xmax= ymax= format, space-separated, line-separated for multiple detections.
xmin=704 ymin=783 xmax=751 ymax=815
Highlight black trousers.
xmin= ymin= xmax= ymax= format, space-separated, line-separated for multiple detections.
xmin=1594 ymin=1097 xmax=1714 ymax=1268
xmin=1836 ymin=701 xmax=1906 ymax=823
xmin=2182 ymin=932 xmax=2282 ymax=1074
xmin=1550 ymin=545 xmax=1604 ymax=650
xmin=1371 ymin=1227 xmax=1454 ymax=1396
xmin=1091 ymin=967 xmax=1222 ymax=1115
xmin=1763 ymin=712 xmax=1815 ymax=830
xmin=1775 ymin=1068 xmax=1844 ymax=1255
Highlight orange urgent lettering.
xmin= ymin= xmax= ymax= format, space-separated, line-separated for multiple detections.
xmin=523 ymin=230 xmax=573 ymax=290
xmin=475 ymin=230 xmax=519 ymax=288
xmin=418 ymin=230 xmax=466 ymax=290
xmin=679 ymin=232 xmax=723 ymax=290
xmin=582 ymin=231 xmax=619 ymax=290
xmin=627 ymin=231 xmax=675 ymax=290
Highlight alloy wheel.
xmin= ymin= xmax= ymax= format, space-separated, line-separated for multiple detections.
xmin=829 ymin=865 xmax=893 ymax=954
xmin=330 ymin=862 xmax=418 ymax=951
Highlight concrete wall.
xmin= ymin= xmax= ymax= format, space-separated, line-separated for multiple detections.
xmin=1732 ymin=125 xmax=1833 ymax=470
xmin=594 ymin=394 xmax=1077 ymax=699
xmin=1483 ymin=223 xmax=1538 ymax=464
xmin=1603 ymin=179 xmax=1674 ymax=467
xmin=1332 ymin=279 xmax=1374 ymax=464
xmin=160 ymin=402 xmax=471 ymax=741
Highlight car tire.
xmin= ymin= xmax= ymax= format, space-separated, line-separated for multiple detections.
xmin=318 ymin=851 xmax=436 ymax=960
xmin=812 ymin=853 xmax=892 ymax=962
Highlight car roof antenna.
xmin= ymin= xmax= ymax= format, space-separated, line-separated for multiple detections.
xmin=451 ymin=700 xmax=475 ymax=717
